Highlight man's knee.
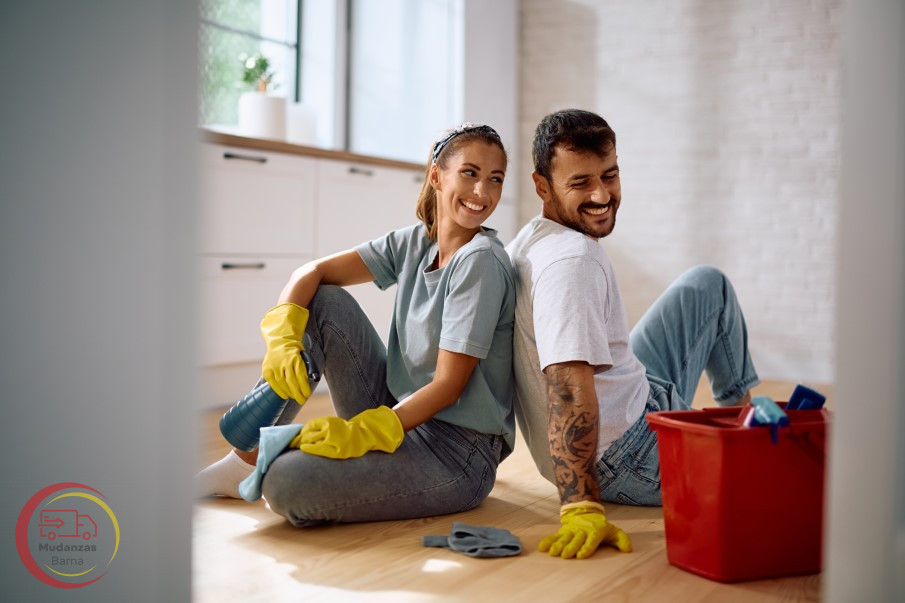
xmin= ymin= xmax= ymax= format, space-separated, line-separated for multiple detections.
xmin=680 ymin=265 xmax=727 ymax=292
xmin=666 ymin=265 xmax=732 ymax=311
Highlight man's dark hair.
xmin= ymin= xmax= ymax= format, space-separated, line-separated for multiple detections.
xmin=532 ymin=109 xmax=616 ymax=180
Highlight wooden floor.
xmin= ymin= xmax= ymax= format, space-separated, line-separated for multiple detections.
xmin=193 ymin=379 xmax=830 ymax=602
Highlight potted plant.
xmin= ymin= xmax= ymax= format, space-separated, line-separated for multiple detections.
xmin=237 ymin=52 xmax=286 ymax=140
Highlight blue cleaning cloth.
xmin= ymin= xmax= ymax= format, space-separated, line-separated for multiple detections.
xmin=238 ymin=424 xmax=303 ymax=501
xmin=423 ymin=523 xmax=522 ymax=558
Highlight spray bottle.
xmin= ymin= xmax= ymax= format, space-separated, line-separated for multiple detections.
xmin=219 ymin=350 xmax=320 ymax=451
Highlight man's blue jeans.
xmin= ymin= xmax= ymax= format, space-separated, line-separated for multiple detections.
xmin=259 ymin=285 xmax=503 ymax=527
xmin=596 ymin=265 xmax=760 ymax=506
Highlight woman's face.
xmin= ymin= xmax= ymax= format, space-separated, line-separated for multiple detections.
xmin=430 ymin=141 xmax=506 ymax=235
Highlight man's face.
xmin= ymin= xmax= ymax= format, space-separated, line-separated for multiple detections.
xmin=534 ymin=144 xmax=621 ymax=239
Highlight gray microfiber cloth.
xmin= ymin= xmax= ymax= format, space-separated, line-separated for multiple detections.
xmin=423 ymin=522 xmax=522 ymax=558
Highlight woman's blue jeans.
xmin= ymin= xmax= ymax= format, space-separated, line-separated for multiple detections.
xmin=596 ymin=265 xmax=760 ymax=506
xmin=258 ymin=285 xmax=503 ymax=527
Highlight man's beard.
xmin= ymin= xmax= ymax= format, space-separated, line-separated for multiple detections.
xmin=548 ymin=190 xmax=619 ymax=239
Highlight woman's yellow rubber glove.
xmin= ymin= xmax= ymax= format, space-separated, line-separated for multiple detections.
xmin=538 ymin=501 xmax=632 ymax=559
xmin=260 ymin=303 xmax=312 ymax=403
xmin=290 ymin=406 xmax=404 ymax=459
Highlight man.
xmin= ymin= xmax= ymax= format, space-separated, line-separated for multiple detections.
xmin=506 ymin=109 xmax=759 ymax=560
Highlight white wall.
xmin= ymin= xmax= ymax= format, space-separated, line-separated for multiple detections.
xmin=518 ymin=0 xmax=840 ymax=384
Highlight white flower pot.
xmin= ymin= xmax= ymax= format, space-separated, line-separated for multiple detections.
xmin=237 ymin=92 xmax=286 ymax=140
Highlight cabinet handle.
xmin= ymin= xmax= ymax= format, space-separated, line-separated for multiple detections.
xmin=413 ymin=174 xmax=423 ymax=184
xmin=221 ymin=262 xmax=266 ymax=270
xmin=223 ymin=152 xmax=268 ymax=164
xmin=348 ymin=166 xmax=374 ymax=177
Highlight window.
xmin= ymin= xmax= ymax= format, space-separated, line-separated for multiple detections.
xmin=347 ymin=0 xmax=456 ymax=163
xmin=199 ymin=0 xmax=457 ymax=162
xmin=199 ymin=0 xmax=300 ymax=127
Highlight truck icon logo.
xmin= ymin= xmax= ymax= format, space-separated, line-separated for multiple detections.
xmin=16 ymin=482 xmax=120 ymax=589
xmin=38 ymin=509 xmax=98 ymax=541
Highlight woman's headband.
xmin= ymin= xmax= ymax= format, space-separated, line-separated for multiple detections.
xmin=431 ymin=123 xmax=501 ymax=163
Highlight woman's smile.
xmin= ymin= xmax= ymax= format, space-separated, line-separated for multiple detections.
xmin=460 ymin=199 xmax=487 ymax=213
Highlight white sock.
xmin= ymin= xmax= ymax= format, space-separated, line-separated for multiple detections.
xmin=195 ymin=450 xmax=256 ymax=499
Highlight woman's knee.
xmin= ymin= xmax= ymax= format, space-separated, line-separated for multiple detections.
xmin=260 ymin=454 xmax=319 ymax=527
xmin=260 ymin=459 xmax=291 ymax=517
xmin=307 ymin=284 xmax=373 ymax=338
xmin=308 ymin=284 xmax=358 ymax=316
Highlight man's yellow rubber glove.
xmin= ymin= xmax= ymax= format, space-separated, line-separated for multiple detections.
xmin=290 ymin=406 xmax=404 ymax=459
xmin=538 ymin=501 xmax=632 ymax=559
xmin=260 ymin=303 xmax=312 ymax=403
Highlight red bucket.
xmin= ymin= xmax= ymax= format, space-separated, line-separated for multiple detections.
xmin=646 ymin=405 xmax=829 ymax=582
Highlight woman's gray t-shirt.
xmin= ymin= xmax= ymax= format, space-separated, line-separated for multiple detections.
xmin=356 ymin=223 xmax=516 ymax=453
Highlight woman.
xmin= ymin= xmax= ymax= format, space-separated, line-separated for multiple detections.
xmin=197 ymin=123 xmax=516 ymax=526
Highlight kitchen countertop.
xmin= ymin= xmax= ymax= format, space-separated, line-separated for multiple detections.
xmin=200 ymin=128 xmax=425 ymax=172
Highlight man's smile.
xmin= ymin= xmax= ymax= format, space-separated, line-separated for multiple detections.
xmin=583 ymin=204 xmax=610 ymax=215
xmin=580 ymin=201 xmax=617 ymax=217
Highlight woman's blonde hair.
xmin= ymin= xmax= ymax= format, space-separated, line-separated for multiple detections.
xmin=415 ymin=124 xmax=507 ymax=241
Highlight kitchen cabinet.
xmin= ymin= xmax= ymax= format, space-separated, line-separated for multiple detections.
xmin=197 ymin=144 xmax=317 ymax=408
xmin=197 ymin=255 xmax=304 ymax=367
xmin=198 ymin=144 xmax=316 ymax=256
xmin=197 ymin=145 xmax=316 ymax=368
xmin=315 ymin=159 xmax=424 ymax=254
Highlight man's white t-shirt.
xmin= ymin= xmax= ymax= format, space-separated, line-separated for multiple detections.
xmin=505 ymin=216 xmax=649 ymax=483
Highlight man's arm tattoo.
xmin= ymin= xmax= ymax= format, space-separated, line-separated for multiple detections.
xmin=546 ymin=364 xmax=599 ymax=503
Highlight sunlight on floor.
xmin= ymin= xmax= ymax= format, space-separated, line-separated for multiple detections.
xmin=420 ymin=558 xmax=463 ymax=573
xmin=193 ymin=507 xmax=300 ymax=602
xmin=193 ymin=502 xmax=455 ymax=602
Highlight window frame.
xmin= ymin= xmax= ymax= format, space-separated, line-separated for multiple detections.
xmin=199 ymin=0 xmax=303 ymax=125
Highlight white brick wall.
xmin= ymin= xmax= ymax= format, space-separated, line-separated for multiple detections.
xmin=518 ymin=0 xmax=840 ymax=384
